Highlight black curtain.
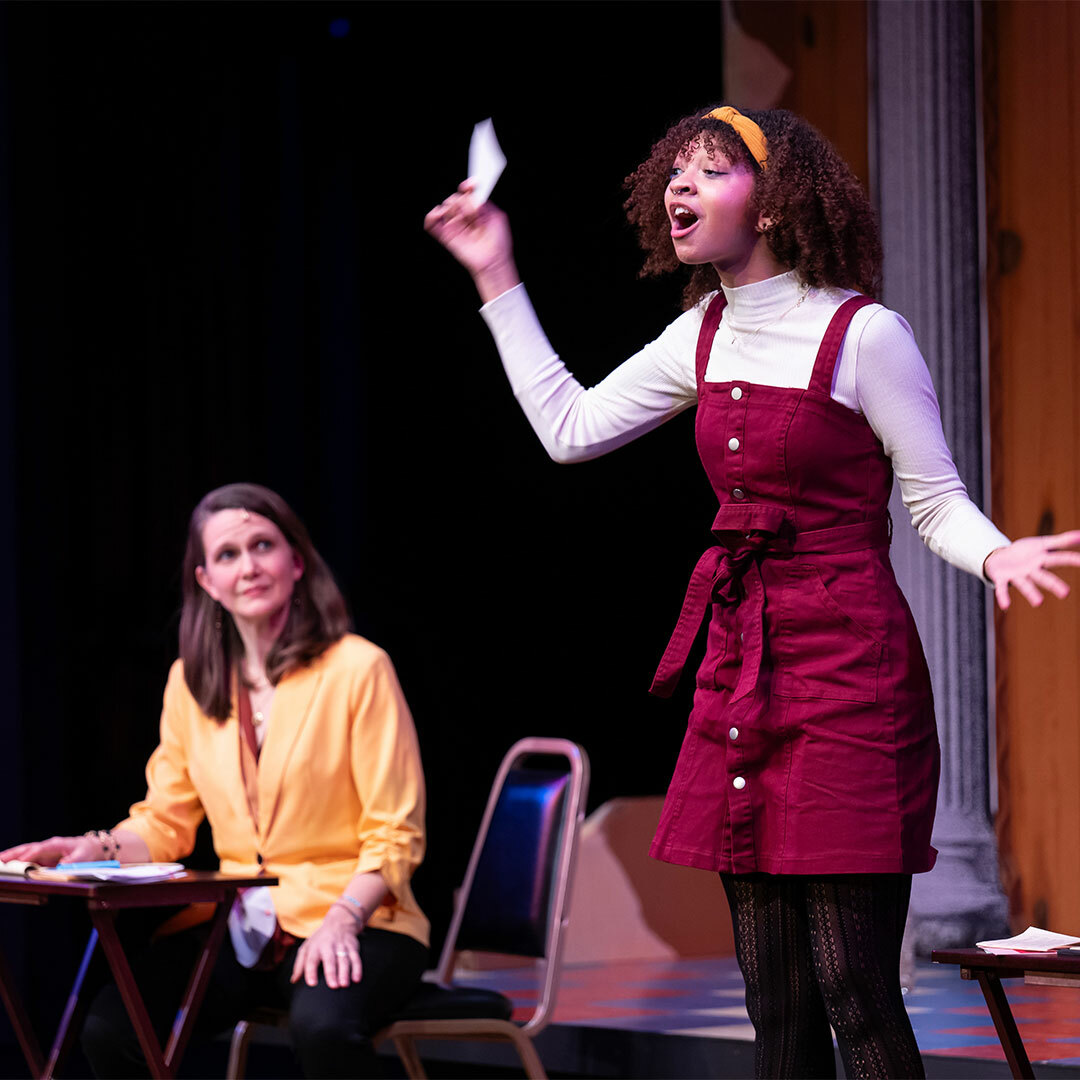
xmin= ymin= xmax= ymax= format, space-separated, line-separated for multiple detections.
xmin=0 ymin=0 xmax=722 ymax=1061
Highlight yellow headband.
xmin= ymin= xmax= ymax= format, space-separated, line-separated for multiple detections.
xmin=701 ymin=106 xmax=768 ymax=171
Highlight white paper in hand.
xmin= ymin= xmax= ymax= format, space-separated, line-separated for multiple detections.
xmin=468 ymin=118 xmax=506 ymax=205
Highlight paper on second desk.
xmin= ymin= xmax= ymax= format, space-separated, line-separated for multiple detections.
xmin=30 ymin=862 xmax=185 ymax=883
xmin=977 ymin=925 xmax=1080 ymax=954
xmin=468 ymin=118 xmax=505 ymax=205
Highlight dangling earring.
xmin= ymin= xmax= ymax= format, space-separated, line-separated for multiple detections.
xmin=214 ymin=603 xmax=223 ymax=634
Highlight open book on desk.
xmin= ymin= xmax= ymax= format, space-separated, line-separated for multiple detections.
xmin=0 ymin=859 xmax=185 ymax=884
xmin=976 ymin=926 xmax=1080 ymax=955
xmin=0 ymin=859 xmax=37 ymax=879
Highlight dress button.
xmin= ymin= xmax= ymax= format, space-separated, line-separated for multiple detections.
xmin=729 ymin=727 xmax=739 ymax=740
xmin=731 ymin=386 xmax=743 ymax=400
xmin=732 ymin=488 xmax=746 ymax=500
xmin=728 ymin=437 xmax=740 ymax=452
xmin=733 ymin=776 xmax=746 ymax=790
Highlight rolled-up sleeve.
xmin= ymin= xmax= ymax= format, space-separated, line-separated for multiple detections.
xmin=115 ymin=662 xmax=205 ymax=862
xmin=349 ymin=650 xmax=425 ymax=905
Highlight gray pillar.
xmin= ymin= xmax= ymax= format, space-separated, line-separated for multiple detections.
xmin=870 ymin=0 xmax=1008 ymax=951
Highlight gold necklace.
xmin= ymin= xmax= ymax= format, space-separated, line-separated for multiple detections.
xmin=248 ymin=679 xmax=273 ymax=727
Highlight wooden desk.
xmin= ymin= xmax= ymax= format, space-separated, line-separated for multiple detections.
xmin=0 ymin=870 xmax=275 ymax=1079
xmin=932 ymin=947 xmax=1080 ymax=1079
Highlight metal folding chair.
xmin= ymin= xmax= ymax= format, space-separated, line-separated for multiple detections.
xmin=377 ymin=737 xmax=590 ymax=1080
xmin=226 ymin=737 xmax=590 ymax=1080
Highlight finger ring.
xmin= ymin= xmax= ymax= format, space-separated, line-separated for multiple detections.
xmin=335 ymin=948 xmax=348 ymax=956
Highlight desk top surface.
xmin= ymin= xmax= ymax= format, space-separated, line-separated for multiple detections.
xmin=0 ymin=869 xmax=276 ymax=907
xmin=932 ymin=947 xmax=1080 ymax=974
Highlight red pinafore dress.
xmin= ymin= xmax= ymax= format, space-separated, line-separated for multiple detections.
xmin=649 ymin=293 xmax=940 ymax=876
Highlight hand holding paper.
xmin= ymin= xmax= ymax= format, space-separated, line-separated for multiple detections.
xmin=425 ymin=119 xmax=519 ymax=303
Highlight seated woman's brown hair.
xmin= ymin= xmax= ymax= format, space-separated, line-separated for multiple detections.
xmin=179 ymin=482 xmax=349 ymax=719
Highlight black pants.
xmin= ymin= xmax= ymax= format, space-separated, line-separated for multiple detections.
xmin=81 ymin=924 xmax=428 ymax=1078
xmin=721 ymin=873 xmax=923 ymax=1080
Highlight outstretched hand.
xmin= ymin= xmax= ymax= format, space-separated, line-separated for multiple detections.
xmin=984 ymin=529 xmax=1080 ymax=610
xmin=425 ymin=180 xmax=521 ymax=303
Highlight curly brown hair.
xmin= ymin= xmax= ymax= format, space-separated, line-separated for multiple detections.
xmin=624 ymin=107 xmax=882 ymax=309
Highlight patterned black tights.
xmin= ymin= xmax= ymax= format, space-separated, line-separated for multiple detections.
xmin=720 ymin=873 xmax=923 ymax=1080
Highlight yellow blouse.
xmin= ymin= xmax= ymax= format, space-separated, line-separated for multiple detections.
xmin=117 ymin=634 xmax=429 ymax=944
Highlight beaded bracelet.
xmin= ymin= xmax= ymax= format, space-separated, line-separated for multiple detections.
xmin=84 ymin=829 xmax=121 ymax=861
xmin=331 ymin=896 xmax=369 ymax=932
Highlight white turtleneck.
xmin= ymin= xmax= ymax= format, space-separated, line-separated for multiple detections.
xmin=479 ymin=271 xmax=1009 ymax=580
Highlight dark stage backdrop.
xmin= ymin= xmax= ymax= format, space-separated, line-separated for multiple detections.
xmin=0 ymin=0 xmax=722 ymax=1052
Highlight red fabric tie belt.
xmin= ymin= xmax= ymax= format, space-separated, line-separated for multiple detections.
xmin=650 ymin=509 xmax=891 ymax=700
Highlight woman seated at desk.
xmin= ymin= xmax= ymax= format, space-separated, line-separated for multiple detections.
xmin=2 ymin=482 xmax=428 ymax=1078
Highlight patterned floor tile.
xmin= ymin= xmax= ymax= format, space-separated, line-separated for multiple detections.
xmin=458 ymin=955 xmax=1080 ymax=1069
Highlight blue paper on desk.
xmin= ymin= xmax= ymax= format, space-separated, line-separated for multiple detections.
xmin=31 ymin=862 xmax=185 ymax=883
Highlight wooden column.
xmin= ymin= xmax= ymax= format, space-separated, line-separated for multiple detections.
xmin=986 ymin=0 xmax=1080 ymax=933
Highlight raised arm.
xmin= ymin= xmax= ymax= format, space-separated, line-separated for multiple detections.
xmin=424 ymin=179 xmax=521 ymax=303
xmin=426 ymin=184 xmax=699 ymax=462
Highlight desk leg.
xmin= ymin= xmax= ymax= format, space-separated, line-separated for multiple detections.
xmin=91 ymin=909 xmax=172 ymax=1079
xmin=163 ymin=893 xmax=230 ymax=1070
xmin=0 ymin=938 xmax=45 ymax=1077
xmin=975 ymin=971 xmax=1035 ymax=1079
xmin=42 ymin=927 xmax=99 ymax=1079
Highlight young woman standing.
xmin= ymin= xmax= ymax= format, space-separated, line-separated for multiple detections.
xmin=426 ymin=106 xmax=1080 ymax=1078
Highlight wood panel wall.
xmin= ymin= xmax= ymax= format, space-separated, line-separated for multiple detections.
xmin=733 ymin=0 xmax=868 ymax=186
xmin=986 ymin=0 xmax=1080 ymax=931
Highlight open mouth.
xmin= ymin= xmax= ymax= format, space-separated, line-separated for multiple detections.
xmin=670 ymin=204 xmax=699 ymax=238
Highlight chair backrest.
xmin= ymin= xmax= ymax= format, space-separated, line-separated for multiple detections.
xmin=435 ymin=737 xmax=590 ymax=1034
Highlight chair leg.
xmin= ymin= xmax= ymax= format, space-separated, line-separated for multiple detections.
xmin=391 ymin=1034 xmax=428 ymax=1080
xmin=226 ymin=1020 xmax=253 ymax=1080
xmin=506 ymin=1030 xmax=548 ymax=1080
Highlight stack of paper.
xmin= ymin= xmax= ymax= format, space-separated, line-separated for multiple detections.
xmin=976 ymin=926 xmax=1080 ymax=955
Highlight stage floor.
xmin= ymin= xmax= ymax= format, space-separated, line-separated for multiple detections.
xmin=444 ymin=954 xmax=1080 ymax=1078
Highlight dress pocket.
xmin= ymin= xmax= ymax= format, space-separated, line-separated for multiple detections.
xmin=772 ymin=563 xmax=882 ymax=703
xmin=695 ymin=605 xmax=737 ymax=691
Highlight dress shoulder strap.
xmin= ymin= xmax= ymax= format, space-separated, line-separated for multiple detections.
xmin=695 ymin=292 xmax=728 ymax=391
xmin=807 ymin=294 xmax=877 ymax=397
